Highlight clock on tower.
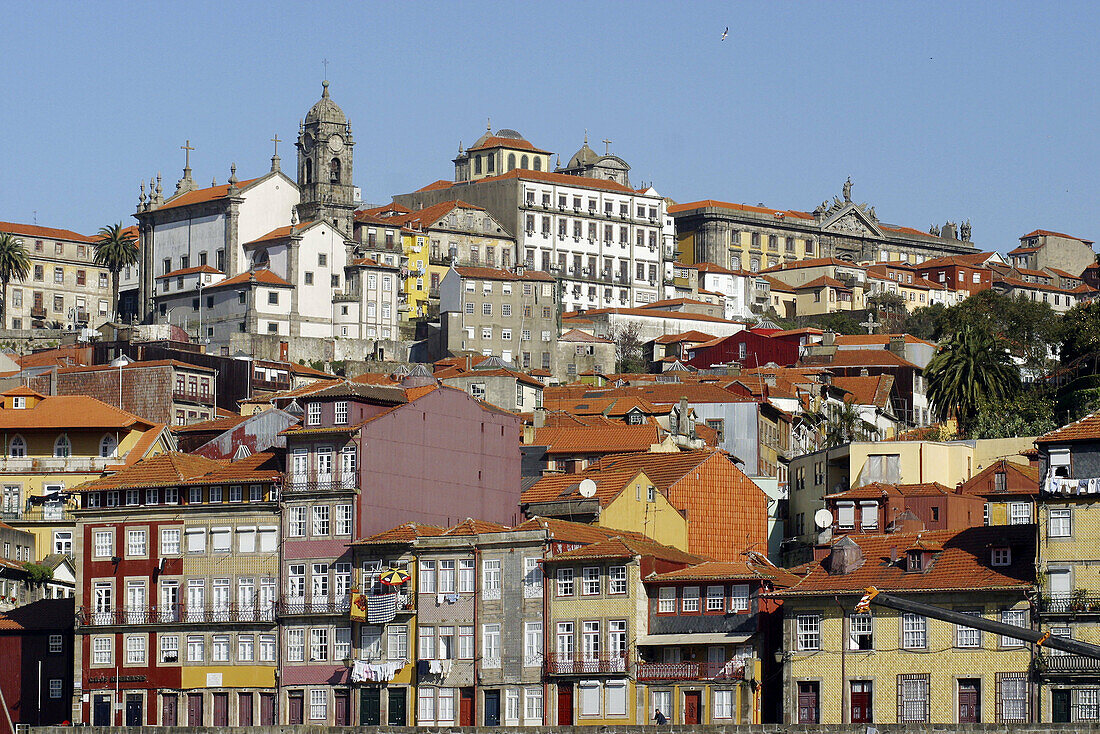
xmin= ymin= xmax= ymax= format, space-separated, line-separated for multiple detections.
xmin=296 ymin=81 xmax=355 ymax=237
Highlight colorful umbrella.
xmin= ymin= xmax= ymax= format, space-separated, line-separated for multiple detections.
xmin=380 ymin=568 xmax=410 ymax=586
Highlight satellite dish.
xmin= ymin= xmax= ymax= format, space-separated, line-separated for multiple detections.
xmin=814 ymin=508 xmax=834 ymax=529
xmin=578 ymin=479 xmax=598 ymax=498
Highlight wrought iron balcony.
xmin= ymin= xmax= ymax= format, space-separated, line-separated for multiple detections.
xmin=1 ymin=506 xmax=75 ymax=523
xmin=77 ymin=603 xmax=276 ymax=627
xmin=1038 ymin=652 xmax=1100 ymax=675
xmin=0 ymin=456 xmax=115 ymax=473
xmin=172 ymin=389 xmax=215 ymax=405
xmin=276 ymin=596 xmax=353 ymax=616
xmin=283 ymin=475 xmax=358 ymax=493
xmin=636 ymin=659 xmax=746 ymax=682
xmin=1040 ymin=594 xmax=1100 ymax=616
xmin=544 ymin=653 xmax=628 ymax=676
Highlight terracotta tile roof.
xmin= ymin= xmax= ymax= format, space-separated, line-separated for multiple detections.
xmin=543 ymin=534 xmax=703 ymax=564
xmin=667 ymin=199 xmax=814 ymax=221
xmin=558 ymin=329 xmax=613 ymax=344
xmin=1008 ymin=245 xmax=1039 ymax=255
xmin=155 ymin=265 xmax=223 ymax=280
xmin=541 ymin=393 xmax=667 ymax=417
xmin=796 ymin=275 xmax=850 ymax=291
xmin=831 ymin=374 xmax=894 ymax=408
xmin=825 ymin=481 xmax=957 ymax=501
xmin=759 ymin=275 xmax=795 ymax=293
xmin=349 ymin=256 xmax=400 ymax=270
xmin=640 ymin=297 xmax=718 ymax=309
xmin=521 ymin=470 xmax=641 ymax=506
xmin=472 ymin=168 xmax=642 ymax=195
xmin=776 ymin=526 xmax=1034 ymax=596
xmin=532 ymin=423 xmax=660 ymax=455
xmin=154 ymin=177 xmax=262 ymax=211
xmin=994 ymin=275 xmax=1078 ymax=295
xmin=0 ymin=392 xmax=148 ymax=430
xmin=1046 ymin=267 xmax=1081 ymax=280
xmin=915 ymin=253 xmax=997 ymax=269
xmin=453 ymin=266 xmax=555 ymax=282
xmin=653 ymin=330 xmax=717 ymax=345
xmin=75 ymin=451 xmax=279 ymax=491
xmin=1036 ymin=410 xmax=1100 ymax=443
xmin=415 ymin=180 xmax=455 ymax=193
xmin=13 ymin=345 xmax=92 ymax=370
xmin=207 ymin=268 xmax=292 ymax=289
xmin=3 ymin=386 xmax=44 ymax=398
xmin=835 ymin=335 xmax=934 ymax=348
xmin=466 ymin=136 xmax=550 ymax=154
xmin=1021 ymin=228 xmax=1093 ymax=244
xmin=588 ymin=383 xmax=753 ymax=406
xmin=0 ymin=221 xmax=95 ymax=243
xmin=118 ymin=424 xmax=168 ymax=467
xmin=881 ymin=224 xmax=940 ymax=239
xmin=772 ymin=327 xmax=824 ymax=337
xmin=512 ymin=516 xmax=656 ymax=545
xmin=591 ymin=450 xmax=716 ymax=493
xmin=802 ymin=348 xmax=917 ymax=369
xmin=646 ymin=558 xmax=800 ymax=587
xmin=359 ymin=200 xmax=489 ymax=232
xmin=352 ymin=521 xmax=446 ymax=545
xmin=441 ymin=518 xmax=511 ymax=536
xmin=959 ymin=459 xmax=1039 ymax=498
xmin=241 ymin=221 xmax=322 ymax=247
xmin=434 ymin=365 xmax=543 ymax=388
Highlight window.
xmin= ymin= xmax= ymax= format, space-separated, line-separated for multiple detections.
xmin=998 ymin=674 xmax=1027 ymax=722
xmin=334 ymin=401 xmax=348 ymax=425
xmin=992 ymin=547 xmax=1011 ymax=566
xmin=605 ymin=680 xmax=627 ymax=717
xmin=849 ymin=613 xmax=873 ymax=650
xmin=306 ymin=402 xmax=321 ymax=426
xmin=1049 ymin=508 xmax=1072 ymax=537
xmin=160 ymin=635 xmax=179 ymax=663
xmin=9 ymin=436 xmax=25 ymax=457
xmin=1000 ymin=609 xmax=1026 ymax=647
xmin=458 ymin=559 xmax=474 ymax=592
xmin=582 ymin=567 xmax=600 ymax=595
xmin=582 ymin=621 xmax=600 ymax=660
xmin=312 ymin=505 xmax=330 ymax=535
xmin=187 ymin=635 xmax=204 ymax=662
xmin=580 ymin=681 xmax=601 ymax=716
xmin=557 ymin=568 xmax=574 ymax=596
xmin=212 ymin=634 xmax=229 ymax=662
xmin=682 ymin=586 xmax=700 ymax=612
xmin=286 ymin=628 xmax=305 ymax=662
xmin=237 ymin=634 xmax=255 ymax=662
xmin=470 ymin=383 xmax=486 ymax=400
xmin=902 ymin=613 xmax=927 ymax=649
xmin=482 ymin=624 xmax=500 ymax=667
xmin=93 ymin=637 xmax=112 ymax=665
xmin=53 ymin=434 xmax=71 ymax=458
xmin=310 ymin=628 xmax=329 ymax=661
xmin=482 ymin=559 xmax=501 ymax=599
xmin=310 ymin=689 xmax=327 ymax=721
xmin=956 ymin=609 xmax=982 ymax=648
xmin=729 ymin=584 xmax=750 ymax=612
xmin=420 ymin=560 xmax=436 ymax=593
xmin=388 ymin=625 xmax=408 ymax=660
xmin=457 ymin=626 xmax=473 ymax=659
xmin=82 ymin=528 xmax=108 ymax=561
xmin=898 ymin=674 xmax=929 ymax=722
xmin=127 ymin=529 xmax=147 ymax=557
xmin=288 ymin=506 xmax=306 ymax=537
xmin=797 ymin=614 xmax=821 ymax=650
xmin=706 ymin=585 xmax=724 ymax=611
xmin=609 ymin=566 xmax=626 ymax=595
xmin=211 ymin=527 xmax=231 ymax=553
xmin=658 ymin=587 xmax=675 ymax=613
xmin=49 ymin=634 xmax=63 ymax=653
xmin=1009 ymin=502 xmax=1031 ymax=524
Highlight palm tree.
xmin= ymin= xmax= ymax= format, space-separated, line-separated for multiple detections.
xmin=93 ymin=223 xmax=139 ymax=322
xmin=0 ymin=233 xmax=31 ymax=328
xmin=925 ymin=324 xmax=1020 ymax=430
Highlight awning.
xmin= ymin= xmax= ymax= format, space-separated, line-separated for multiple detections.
xmin=637 ymin=633 xmax=750 ymax=646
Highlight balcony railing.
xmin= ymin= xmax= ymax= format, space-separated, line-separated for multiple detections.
xmin=1040 ymin=594 xmax=1100 ymax=615
xmin=77 ymin=603 xmax=276 ymax=627
xmin=1039 ymin=653 xmax=1100 ymax=675
xmin=284 ymin=475 xmax=358 ymax=493
xmin=172 ymin=389 xmax=215 ymax=406
xmin=1 ymin=506 xmax=75 ymax=523
xmin=277 ymin=596 xmax=353 ymax=616
xmin=636 ymin=659 xmax=746 ymax=682
xmin=544 ymin=653 xmax=628 ymax=676
xmin=0 ymin=456 xmax=115 ymax=473
xmin=252 ymin=378 xmax=292 ymax=392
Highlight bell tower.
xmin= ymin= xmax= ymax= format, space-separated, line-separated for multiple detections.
xmin=296 ymin=80 xmax=356 ymax=237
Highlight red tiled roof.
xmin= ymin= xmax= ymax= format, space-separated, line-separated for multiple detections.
xmin=512 ymin=516 xmax=656 ymax=545
xmin=803 ymin=348 xmax=917 ymax=369
xmin=56 ymin=359 xmax=215 ymax=376
xmin=667 ymin=199 xmax=814 ymax=221
xmin=0 ymin=221 xmax=95 ymax=243
xmin=415 ymin=180 xmax=455 ymax=193
xmin=441 ymin=518 xmax=511 ymax=536
xmin=646 ymin=558 xmax=800 ymax=587
xmin=242 ymin=221 xmax=321 ymax=247
xmin=796 ymin=275 xmax=850 ymax=291
xmin=521 ymin=470 xmax=641 ymax=506
xmin=653 ymin=330 xmax=717 ymax=345
xmin=352 ymin=521 xmax=446 ymax=545
xmin=1036 ymin=410 xmax=1100 ymax=443
xmin=466 ymin=136 xmax=550 ymax=154
xmin=776 ymin=526 xmax=1034 ymax=596
xmin=959 ymin=459 xmax=1039 ymax=498
xmin=834 ymin=334 xmax=935 ymax=347
xmin=831 ymin=374 xmax=894 ymax=408
xmin=825 ymin=481 xmax=956 ymax=501
xmin=640 ymin=298 xmax=718 ymax=309
xmin=0 ymin=599 xmax=74 ymax=632
xmin=915 ymin=252 xmax=998 ymax=269
xmin=171 ymin=413 xmax=249 ymax=434
xmin=544 ymin=534 xmax=702 ymax=564
xmin=1021 ymin=229 xmax=1093 ymax=245
xmin=472 ymin=168 xmax=643 ymax=195
xmin=532 ymin=423 xmax=660 ymax=455
xmin=74 ymin=451 xmax=279 ymax=491
xmin=207 ymin=269 xmax=292 ymax=289
xmin=156 ymin=265 xmax=223 ymax=280
xmin=0 ymin=392 xmax=148 ymax=430
xmin=760 ymin=275 xmax=795 ymax=293
xmin=558 ymin=329 xmax=613 ymax=344
xmin=154 ymin=177 xmax=263 ymax=211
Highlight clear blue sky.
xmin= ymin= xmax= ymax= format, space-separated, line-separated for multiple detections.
xmin=2 ymin=1 xmax=1098 ymax=253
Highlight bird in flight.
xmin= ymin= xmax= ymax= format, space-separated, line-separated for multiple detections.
xmin=721 ymin=26 xmax=729 ymax=41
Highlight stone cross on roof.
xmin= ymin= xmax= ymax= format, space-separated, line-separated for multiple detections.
xmin=859 ymin=312 xmax=879 ymax=335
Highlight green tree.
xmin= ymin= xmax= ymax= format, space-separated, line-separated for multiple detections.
xmin=93 ymin=223 xmax=139 ymax=322
xmin=609 ymin=323 xmax=647 ymax=374
xmin=1061 ymin=300 xmax=1100 ymax=374
xmin=968 ymin=388 xmax=1056 ymax=439
xmin=925 ymin=324 xmax=1020 ymax=431
xmin=0 ymin=233 xmax=31 ymax=329
xmin=866 ymin=292 xmax=908 ymax=332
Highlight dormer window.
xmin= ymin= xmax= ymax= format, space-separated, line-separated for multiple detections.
xmin=11 ymin=397 xmax=25 ymax=410
xmin=907 ymin=550 xmax=924 ymax=572
xmin=992 ymin=547 xmax=1011 ymax=567
xmin=306 ymin=403 xmax=321 ymax=426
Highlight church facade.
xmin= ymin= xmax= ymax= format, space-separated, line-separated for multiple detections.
xmin=133 ymin=83 xmax=399 ymax=360
xmin=670 ymin=178 xmax=980 ymax=273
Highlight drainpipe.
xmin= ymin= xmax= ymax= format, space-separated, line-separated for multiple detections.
xmin=835 ymin=595 xmax=846 ymax=723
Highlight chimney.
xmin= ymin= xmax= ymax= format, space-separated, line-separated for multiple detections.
xmin=887 ymin=335 xmax=906 ymax=358
xmin=725 ymin=362 xmax=741 ymax=377
xmin=822 ymin=330 xmax=836 ymax=347
xmin=533 ymin=407 xmax=547 ymax=428
xmin=678 ymin=397 xmax=689 ymax=434
xmin=826 ymin=536 xmax=865 ymax=575
xmin=812 ymin=545 xmax=831 ymax=563
xmin=860 ymin=367 xmax=869 ymax=377
xmin=763 ymin=372 xmax=776 ymax=387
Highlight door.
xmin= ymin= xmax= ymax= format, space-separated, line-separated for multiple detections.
xmin=92 ymin=695 xmax=111 ymax=726
xmin=851 ymin=680 xmax=872 ymax=723
xmin=556 ymin=683 xmax=573 ymax=726
xmin=387 ymin=688 xmax=406 ymax=726
xmin=334 ymin=691 xmax=349 ymax=726
xmin=684 ymin=691 xmax=702 ymax=725
xmin=797 ymin=682 xmax=819 ymax=724
xmin=360 ymin=688 xmax=380 ymax=726
xmin=212 ymin=692 xmax=228 ymax=726
xmin=238 ymin=693 xmax=253 ymax=726
xmin=259 ymin=693 xmax=275 ymax=726
xmin=287 ymin=691 xmax=304 ymax=725
xmin=187 ymin=693 xmax=204 ymax=726
xmin=958 ymin=679 xmax=980 ymax=723
xmin=162 ymin=694 xmax=178 ymax=726
xmin=484 ymin=689 xmax=501 ymax=726
xmin=125 ymin=694 xmax=143 ymax=727
xmin=460 ymin=687 xmax=475 ymax=726
xmin=1052 ymin=689 xmax=1071 ymax=723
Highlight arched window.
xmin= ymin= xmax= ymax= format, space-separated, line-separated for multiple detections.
xmin=99 ymin=434 xmax=118 ymax=458
xmin=330 ymin=158 xmax=341 ymax=184
xmin=474 ymin=156 xmax=482 ymax=175
xmin=304 ymin=159 xmax=313 ymax=184
xmin=507 ymin=153 xmax=516 ymax=171
xmin=520 ymin=155 xmax=529 ymax=170
xmin=533 ymin=157 xmax=542 ymax=172
xmin=9 ymin=435 xmax=26 ymax=458
xmin=53 ymin=435 xmax=71 ymax=458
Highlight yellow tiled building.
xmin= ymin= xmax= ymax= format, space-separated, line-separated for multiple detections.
xmin=777 ymin=528 xmax=1034 ymax=725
